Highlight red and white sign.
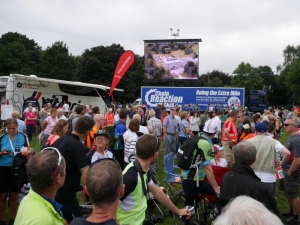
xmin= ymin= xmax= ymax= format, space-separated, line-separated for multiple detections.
xmin=109 ymin=50 xmax=135 ymax=96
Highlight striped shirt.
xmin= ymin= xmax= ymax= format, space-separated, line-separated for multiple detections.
xmin=147 ymin=117 xmax=162 ymax=137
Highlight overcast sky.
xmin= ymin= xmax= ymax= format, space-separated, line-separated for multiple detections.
xmin=1 ymin=0 xmax=300 ymax=75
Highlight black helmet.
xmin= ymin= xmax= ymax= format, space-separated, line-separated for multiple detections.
xmin=94 ymin=129 xmax=110 ymax=139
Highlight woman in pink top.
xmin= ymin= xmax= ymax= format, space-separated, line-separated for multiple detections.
xmin=25 ymin=106 xmax=37 ymax=142
xmin=41 ymin=108 xmax=58 ymax=140
xmin=46 ymin=119 xmax=69 ymax=146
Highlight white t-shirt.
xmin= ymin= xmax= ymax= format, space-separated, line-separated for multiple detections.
xmin=213 ymin=116 xmax=221 ymax=138
xmin=24 ymin=107 xmax=36 ymax=113
xmin=211 ymin=158 xmax=228 ymax=167
xmin=255 ymin=140 xmax=284 ymax=183
xmin=63 ymin=103 xmax=69 ymax=112
xmin=139 ymin=125 xmax=149 ymax=134
xmin=114 ymin=114 xmax=120 ymax=123
xmin=91 ymin=150 xmax=113 ymax=164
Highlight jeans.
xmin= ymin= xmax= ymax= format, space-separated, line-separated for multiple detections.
xmin=178 ymin=136 xmax=187 ymax=148
xmin=164 ymin=134 xmax=176 ymax=156
xmin=26 ymin=124 xmax=35 ymax=142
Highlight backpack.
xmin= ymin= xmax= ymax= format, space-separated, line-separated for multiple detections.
xmin=113 ymin=120 xmax=126 ymax=150
xmin=67 ymin=115 xmax=79 ymax=134
xmin=177 ymin=135 xmax=206 ymax=170
xmin=12 ymin=153 xmax=28 ymax=189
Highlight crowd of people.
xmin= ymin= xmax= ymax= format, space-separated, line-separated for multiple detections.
xmin=0 ymin=100 xmax=299 ymax=225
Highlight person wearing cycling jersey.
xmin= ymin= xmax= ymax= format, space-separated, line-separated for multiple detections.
xmin=117 ymin=134 xmax=191 ymax=225
xmin=15 ymin=148 xmax=66 ymax=225
xmin=86 ymin=130 xmax=113 ymax=165
xmin=182 ymin=119 xmax=219 ymax=217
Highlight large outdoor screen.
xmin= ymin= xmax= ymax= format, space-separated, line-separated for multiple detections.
xmin=144 ymin=39 xmax=201 ymax=81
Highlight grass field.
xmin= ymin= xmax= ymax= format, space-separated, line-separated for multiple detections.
xmin=5 ymin=130 xmax=292 ymax=224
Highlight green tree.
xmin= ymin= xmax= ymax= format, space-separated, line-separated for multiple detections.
xmin=286 ymin=52 xmax=300 ymax=103
xmin=37 ymin=41 xmax=76 ymax=80
xmin=231 ymin=62 xmax=263 ymax=90
xmin=276 ymin=44 xmax=300 ymax=106
xmin=189 ymin=70 xmax=231 ymax=87
xmin=73 ymin=44 xmax=140 ymax=103
xmin=0 ymin=32 xmax=41 ymax=76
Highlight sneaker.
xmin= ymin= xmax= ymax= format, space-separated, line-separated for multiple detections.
xmin=284 ymin=216 xmax=300 ymax=225
xmin=283 ymin=211 xmax=294 ymax=218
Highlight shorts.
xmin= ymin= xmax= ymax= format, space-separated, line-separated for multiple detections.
xmin=0 ymin=166 xmax=20 ymax=193
xmin=283 ymin=170 xmax=300 ymax=198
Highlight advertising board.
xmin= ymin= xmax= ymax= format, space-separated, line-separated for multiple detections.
xmin=141 ymin=86 xmax=245 ymax=111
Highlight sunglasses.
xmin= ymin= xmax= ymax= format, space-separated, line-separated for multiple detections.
xmin=41 ymin=147 xmax=63 ymax=178
xmin=89 ymin=158 xmax=121 ymax=170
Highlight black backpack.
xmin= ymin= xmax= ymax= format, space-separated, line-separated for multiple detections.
xmin=177 ymin=135 xmax=206 ymax=170
xmin=12 ymin=153 xmax=28 ymax=189
xmin=67 ymin=115 xmax=79 ymax=134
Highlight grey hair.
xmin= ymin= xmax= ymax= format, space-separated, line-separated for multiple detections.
xmin=232 ymin=141 xmax=256 ymax=166
xmin=148 ymin=109 xmax=155 ymax=117
xmin=133 ymin=113 xmax=141 ymax=122
xmin=286 ymin=116 xmax=299 ymax=127
xmin=214 ymin=196 xmax=282 ymax=225
xmin=26 ymin=150 xmax=65 ymax=192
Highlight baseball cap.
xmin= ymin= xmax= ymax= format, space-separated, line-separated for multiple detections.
xmin=171 ymin=107 xmax=176 ymax=111
xmin=94 ymin=129 xmax=110 ymax=139
xmin=255 ymin=122 xmax=268 ymax=133
xmin=203 ymin=119 xmax=218 ymax=134
xmin=213 ymin=144 xmax=224 ymax=153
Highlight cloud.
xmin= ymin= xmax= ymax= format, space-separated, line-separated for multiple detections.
xmin=0 ymin=0 xmax=299 ymax=75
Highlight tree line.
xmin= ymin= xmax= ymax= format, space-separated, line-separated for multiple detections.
xmin=0 ymin=32 xmax=299 ymax=108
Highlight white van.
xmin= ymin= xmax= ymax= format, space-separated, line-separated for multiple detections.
xmin=0 ymin=74 xmax=123 ymax=115
xmin=132 ymin=98 xmax=141 ymax=107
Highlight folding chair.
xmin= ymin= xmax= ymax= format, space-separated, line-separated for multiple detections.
xmin=197 ymin=165 xmax=231 ymax=224
xmin=163 ymin=152 xmax=184 ymax=203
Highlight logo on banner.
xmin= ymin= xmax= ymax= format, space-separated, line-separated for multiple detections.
xmin=227 ymin=97 xmax=241 ymax=106
xmin=145 ymin=89 xmax=183 ymax=107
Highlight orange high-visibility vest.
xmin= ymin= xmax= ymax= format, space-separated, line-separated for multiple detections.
xmin=85 ymin=125 xmax=99 ymax=148
xmin=222 ymin=118 xmax=238 ymax=144
xmin=105 ymin=112 xmax=114 ymax=125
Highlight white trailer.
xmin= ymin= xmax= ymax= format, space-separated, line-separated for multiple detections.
xmin=0 ymin=74 xmax=123 ymax=115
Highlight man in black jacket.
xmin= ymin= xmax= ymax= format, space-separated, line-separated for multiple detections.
xmin=219 ymin=141 xmax=279 ymax=216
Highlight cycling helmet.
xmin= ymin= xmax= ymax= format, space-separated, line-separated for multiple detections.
xmin=94 ymin=129 xmax=110 ymax=139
